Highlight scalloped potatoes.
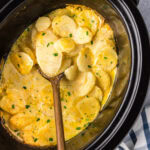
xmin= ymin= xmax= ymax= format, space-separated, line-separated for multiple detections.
xmin=0 ymin=5 xmax=118 ymax=147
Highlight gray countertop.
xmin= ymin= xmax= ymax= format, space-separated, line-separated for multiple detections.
xmin=139 ymin=0 xmax=150 ymax=33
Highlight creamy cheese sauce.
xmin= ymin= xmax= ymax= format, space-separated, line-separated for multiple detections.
xmin=0 ymin=5 xmax=117 ymax=147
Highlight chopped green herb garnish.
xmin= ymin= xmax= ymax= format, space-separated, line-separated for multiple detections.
xmin=104 ymin=57 xmax=108 ymax=59
xmin=91 ymin=20 xmax=95 ymax=23
xmin=42 ymin=32 xmax=46 ymax=36
xmin=14 ymin=130 xmax=18 ymax=132
xmin=91 ymin=41 xmax=93 ymax=45
xmin=50 ymin=42 xmax=54 ymax=45
xmin=76 ymin=127 xmax=81 ymax=130
xmin=47 ymin=119 xmax=51 ymax=123
xmin=69 ymin=33 xmax=72 ymax=37
xmin=53 ymin=53 xmax=58 ymax=56
xmin=47 ymin=43 xmax=50 ymax=47
xmin=23 ymin=86 xmax=27 ymax=89
xmin=26 ymin=28 xmax=30 ymax=32
xmin=18 ymin=55 xmax=22 ymax=58
xmin=17 ymin=64 xmax=20 ymax=68
xmin=12 ymin=104 xmax=15 ymax=109
xmin=81 ymin=133 xmax=85 ymax=136
xmin=36 ymin=118 xmax=40 ymax=122
xmin=67 ymin=91 xmax=71 ymax=96
xmin=88 ymin=65 xmax=92 ymax=68
xmin=76 ymin=7 xmax=82 ymax=11
xmin=25 ymin=105 xmax=30 ymax=109
xmin=17 ymin=132 xmax=20 ymax=136
xmin=110 ymin=61 xmax=113 ymax=64
xmin=33 ymin=137 xmax=38 ymax=142
xmin=64 ymin=106 xmax=67 ymax=109
xmin=86 ymin=95 xmax=89 ymax=98
xmin=86 ymin=31 xmax=89 ymax=35
xmin=49 ymin=138 xmax=53 ymax=141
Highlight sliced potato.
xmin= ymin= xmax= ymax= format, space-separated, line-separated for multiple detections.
xmin=75 ymin=9 xmax=101 ymax=35
xmin=89 ymin=86 xmax=103 ymax=102
xmin=94 ymin=68 xmax=111 ymax=91
xmin=66 ymin=5 xmax=104 ymax=35
xmin=10 ymin=52 xmax=33 ymax=75
xmin=52 ymin=15 xmax=77 ymax=37
xmin=88 ymin=23 xmax=115 ymax=56
xmin=54 ymin=38 xmax=75 ymax=53
xmin=0 ymin=96 xmax=25 ymax=115
xmin=35 ymin=17 xmax=51 ymax=32
xmin=94 ymin=48 xmax=118 ymax=72
xmin=49 ymin=8 xmax=71 ymax=21
xmin=68 ymin=44 xmax=84 ymax=57
xmin=21 ymin=47 xmax=36 ymax=64
xmin=65 ymin=65 xmax=77 ymax=80
xmin=36 ymin=30 xmax=63 ymax=77
xmin=74 ymin=27 xmax=93 ymax=44
xmin=31 ymin=28 xmax=38 ymax=50
xmin=73 ymin=72 xmax=96 ymax=97
xmin=76 ymin=97 xmax=100 ymax=121
xmin=58 ymin=58 xmax=72 ymax=74
xmin=9 ymin=112 xmax=36 ymax=130
xmin=77 ymin=47 xmax=93 ymax=72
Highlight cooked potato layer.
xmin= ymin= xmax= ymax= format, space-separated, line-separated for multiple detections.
xmin=0 ymin=5 xmax=117 ymax=147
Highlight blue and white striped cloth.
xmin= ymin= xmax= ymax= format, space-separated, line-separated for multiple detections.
xmin=116 ymin=105 xmax=150 ymax=150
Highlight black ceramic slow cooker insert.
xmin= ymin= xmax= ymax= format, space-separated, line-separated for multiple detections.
xmin=0 ymin=0 xmax=150 ymax=150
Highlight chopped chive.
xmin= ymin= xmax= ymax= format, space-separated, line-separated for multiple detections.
xmin=17 ymin=132 xmax=20 ymax=136
xmin=76 ymin=127 xmax=81 ymax=130
xmin=33 ymin=137 xmax=38 ymax=142
xmin=91 ymin=41 xmax=93 ymax=45
xmin=88 ymin=65 xmax=92 ymax=68
xmin=86 ymin=31 xmax=89 ymax=35
xmin=17 ymin=64 xmax=20 ymax=68
xmin=49 ymin=138 xmax=53 ymax=141
xmin=91 ymin=20 xmax=95 ymax=23
xmin=53 ymin=53 xmax=58 ymax=56
xmin=67 ymin=91 xmax=71 ymax=96
xmin=47 ymin=43 xmax=50 ymax=47
xmin=42 ymin=32 xmax=46 ymax=36
xmin=14 ymin=130 xmax=18 ymax=132
xmin=104 ymin=57 xmax=108 ymax=59
xmin=12 ymin=104 xmax=15 ymax=109
xmin=69 ymin=33 xmax=72 ymax=37
xmin=110 ymin=61 xmax=113 ymax=64
xmin=18 ymin=55 xmax=22 ymax=58
xmin=36 ymin=118 xmax=40 ymax=122
xmin=26 ymin=28 xmax=30 ymax=32
xmin=25 ymin=105 xmax=30 ymax=109
xmin=86 ymin=95 xmax=89 ymax=98
xmin=76 ymin=7 xmax=82 ymax=11
xmin=50 ymin=42 xmax=54 ymax=45
xmin=47 ymin=119 xmax=51 ymax=123
xmin=23 ymin=86 xmax=27 ymax=89
xmin=81 ymin=133 xmax=85 ymax=136
xmin=64 ymin=106 xmax=67 ymax=109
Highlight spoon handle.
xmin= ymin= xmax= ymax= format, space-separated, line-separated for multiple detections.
xmin=52 ymin=81 xmax=65 ymax=150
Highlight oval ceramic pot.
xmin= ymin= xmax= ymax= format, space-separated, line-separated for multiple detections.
xmin=0 ymin=0 xmax=149 ymax=150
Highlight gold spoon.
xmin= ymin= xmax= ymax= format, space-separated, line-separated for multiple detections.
xmin=39 ymin=68 xmax=65 ymax=150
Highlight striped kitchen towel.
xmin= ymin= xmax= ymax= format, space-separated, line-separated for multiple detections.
xmin=116 ymin=105 xmax=150 ymax=150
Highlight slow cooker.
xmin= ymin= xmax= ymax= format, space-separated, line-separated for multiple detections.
xmin=0 ymin=0 xmax=150 ymax=149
